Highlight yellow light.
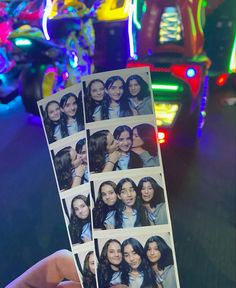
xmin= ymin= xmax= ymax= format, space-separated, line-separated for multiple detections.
xmin=96 ymin=0 xmax=131 ymax=21
xmin=154 ymin=103 xmax=180 ymax=127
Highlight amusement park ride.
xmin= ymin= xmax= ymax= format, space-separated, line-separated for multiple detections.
xmin=0 ymin=0 xmax=234 ymax=144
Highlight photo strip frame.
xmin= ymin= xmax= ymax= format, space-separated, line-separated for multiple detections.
xmin=38 ymin=67 xmax=180 ymax=288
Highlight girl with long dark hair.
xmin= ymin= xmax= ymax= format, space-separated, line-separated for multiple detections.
xmin=132 ymin=124 xmax=159 ymax=167
xmin=75 ymin=138 xmax=88 ymax=184
xmin=113 ymin=125 xmax=143 ymax=170
xmin=88 ymin=130 xmax=121 ymax=173
xmin=83 ymin=251 xmax=96 ymax=288
xmin=126 ymin=74 xmax=153 ymax=115
xmin=145 ymin=236 xmax=176 ymax=288
xmin=121 ymin=238 xmax=157 ymax=288
xmin=93 ymin=181 xmax=119 ymax=229
xmin=97 ymin=239 xmax=123 ymax=287
xmin=60 ymin=92 xmax=84 ymax=135
xmin=105 ymin=178 xmax=145 ymax=229
xmin=68 ymin=195 xmax=92 ymax=244
xmin=104 ymin=76 xmax=135 ymax=119
xmin=84 ymin=78 xmax=108 ymax=122
xmin=43 ymin=100 xmax=67 ymax=143
xmin=138 ymin=177 xmax=168 ymax=225
xmin=54 ymin=146 xmax=86 ymax=191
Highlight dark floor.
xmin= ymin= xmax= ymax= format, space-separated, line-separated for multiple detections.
xmin=0 ymin=90 xmax=235 ymax=287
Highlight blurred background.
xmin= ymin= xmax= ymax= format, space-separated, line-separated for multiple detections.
xmin=0 ymin=0 xmax=235 ymax=287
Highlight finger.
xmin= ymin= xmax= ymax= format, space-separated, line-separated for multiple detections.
xmin=57 ymin=280 xmax=81 ymax=288
xmin=5 ymin=250 xmax=81 ymax=288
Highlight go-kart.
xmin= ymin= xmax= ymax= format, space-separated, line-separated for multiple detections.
xmin=127 ymin=0 xmax=211 ymax=146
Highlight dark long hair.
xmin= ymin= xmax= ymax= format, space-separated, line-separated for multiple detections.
xmin=126 ymin=74 xmax=150 ymax=101
xmin=60 ymin=92 xmax=84 ymax=135
xmin=43 ymin=100 xmax=67 ymax=143
xmin=83 ymin=251 xmax=96 ymax=288
xmin=85 ymin=79 xmax=109 ymax=122
xmin=104 ymin=76 xmax=133 ymax=118
xmin=144 ymin=236 xmax=174 ymax=270
xmin=121 ymin=238 xmax=157 ymax=288
xmin=138 ymin=177 xmax=165 ymax=208
xmin=93 ymin=181 xmax=118 ymax=229
xmin=133 ymin=124 xmax=158 ymax=156
xmin=75 ymin=138 xmax=86 ymax=153
xmin=98 ymin=239 xmax=122 ymax=288
xmin=113 ymin=125 xmax=143 ymax=169
xmin=88 ymin=130 xmax=110 ymax=173
xmin=114 ymin=178 xmax=143 ymax=228
xmin=54 ymin=146 xmax=73 ymax=190
xmin=69 ymin=195 xmax=91 ymax=244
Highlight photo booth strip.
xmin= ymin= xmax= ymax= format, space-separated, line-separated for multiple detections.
xmin=38 ymin=67 xmax=180 ymax=288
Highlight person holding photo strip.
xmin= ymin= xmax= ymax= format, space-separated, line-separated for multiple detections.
xmin=138 ymin=177 xmax=168 ymax=225
xmin=68 ymin=195 xmax=92 ymax=244
xmin=145 ymin=236 xmax=177 ymax=288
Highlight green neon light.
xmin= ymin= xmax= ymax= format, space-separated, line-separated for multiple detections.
xmin=229 ymin=35 xmax=236 ymax=73
xmin=152 ymin=84 xmax=179 ymax=91
xmin=203 ymin=0 xmax=208 ymax=8
xmin=133 ymin=0 xmax=141 ymax=30
xmin=15 ymin=38 xmax=32 ymax=46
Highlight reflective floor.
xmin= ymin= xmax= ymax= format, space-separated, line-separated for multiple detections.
xmin=0 ymin=89 xmax=235 ymax=287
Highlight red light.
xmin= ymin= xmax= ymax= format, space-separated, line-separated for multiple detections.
xmin=158 ymin=131 xmax=166 ymax=144
xmin=171 ymin=64 xmax=202 ymax=98
xmin=216 ymin=73 xmax=228 ymax=86
xmin=127 ymin=61 xmax=170 ymax=72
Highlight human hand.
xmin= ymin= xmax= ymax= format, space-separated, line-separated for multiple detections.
xmin=108 ymin=150 xmax=122 ymax=164
xmin=75 ymin=164 xmax=86 ymax=178
xmin=5 ymin=250 xmax=81 ymax=288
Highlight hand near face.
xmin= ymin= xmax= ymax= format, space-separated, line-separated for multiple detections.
xmin=108 ymin=150 xmax=122 ymax=164
xmin=5 ymin=250 xmax=81 ymax=288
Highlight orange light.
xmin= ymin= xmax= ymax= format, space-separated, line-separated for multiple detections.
xmin=158 ymin=131 xmax=166 ymax=144
xmin=216 ymin=73 xmax=228 ymax=86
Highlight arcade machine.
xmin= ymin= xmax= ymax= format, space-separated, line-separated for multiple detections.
xmin=94 ymin=0 xmax=131 ymax=71
xmin=127 ymin=0 xmax=211 ymax=145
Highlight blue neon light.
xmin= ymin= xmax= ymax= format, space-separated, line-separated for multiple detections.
xmin=186 ymin=68 xmax=196 ymax=78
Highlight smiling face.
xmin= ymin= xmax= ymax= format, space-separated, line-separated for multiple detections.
xmin=90 ymin=81 xmax=105 ymax=102
xmin=128 ymin=79 xmax=141 ymax=97
xmin=47 ymin=102 xmax=61 ymax=122
xmin=117 ymin=131 xmax=132 ymax=153
xmin=88 ymin=252 xmax=95 ymax=275
xmin=123 ymin=244 xmax=142 ymax=271
xmin=140 ymin=181 xmax=154 ymax=203
xmin=73 ymin=198 xmax=90 ymax=219
xmin=107 ymin=241 xmax=122 ymax=267
xmin=132 ymin=128 xmax=144 ymax=148
xmin=118 ymin=181 xmax=136 ymax=207
xmin=106 ymin=80 xmax=124 ymax=103
xmin=101 ymin=184 xmax=117 ymax=206
xmin=106 ymin=132 xmax=118 ymax=153
xmin=61 ymin=96 xmax=77 ymax=118
xmin=146 ymin=241 xmax=161 ymax=264
xmin=70 ymin=148 xmax=81 ymax=168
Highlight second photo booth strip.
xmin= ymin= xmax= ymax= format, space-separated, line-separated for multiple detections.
xmin=38 ymin=67 xmax=180 ymax=288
